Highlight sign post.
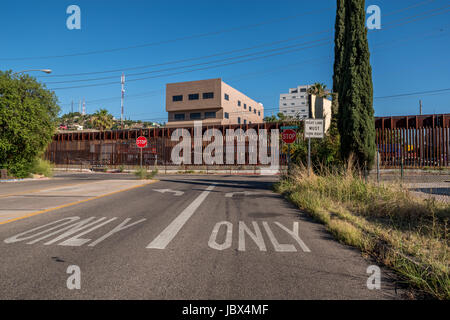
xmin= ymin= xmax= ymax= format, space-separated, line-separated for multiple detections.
xmin=136 ymin=136 xmax=148 ymax=168
xmin=304 ymin=119 xmax=324 ymax=174
xmin=281 ymin=129 xmax=297 ymax=172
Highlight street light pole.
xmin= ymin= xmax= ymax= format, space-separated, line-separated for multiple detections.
xmin=13 ymin=69 xmax=52 ymax=75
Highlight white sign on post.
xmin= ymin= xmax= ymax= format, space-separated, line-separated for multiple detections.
xmin=304 ymin=119 xmax=324 ymax=138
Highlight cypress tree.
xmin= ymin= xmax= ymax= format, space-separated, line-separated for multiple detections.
xmin=332 ymin=0 xmax=346 ymax=120
xmin=333 ymin=0 xmax=376 ymax=170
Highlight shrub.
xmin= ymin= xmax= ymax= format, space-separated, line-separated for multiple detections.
xmin=135 ymin=167 xmax=158 ymax=180
xmin=30 ymin=159 xmax=53 ymax=177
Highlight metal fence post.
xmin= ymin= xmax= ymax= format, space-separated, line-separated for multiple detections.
xmin=377 ymin=151 xmax=380 ymax=184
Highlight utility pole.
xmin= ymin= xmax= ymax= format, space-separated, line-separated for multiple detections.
xmin=121 ymin=73 xmax=125 ymax=129
xmin=419 ymin=100 xmax=423 ymax=115
xmin=78 ymin=100 xmax=81 ymax=114
xmin=82 ymin=98 xmax=86 ymax=115
xmin=71 ymin=100 xmax=74 ymax=114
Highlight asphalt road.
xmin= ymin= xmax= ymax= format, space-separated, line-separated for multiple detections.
xmin=0 ymin=173 xmax=405 ymax=299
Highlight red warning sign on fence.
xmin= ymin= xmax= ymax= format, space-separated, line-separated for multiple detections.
xmin=136 ymin=136 xmax=148 ymax=148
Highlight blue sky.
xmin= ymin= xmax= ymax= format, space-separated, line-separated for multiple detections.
xmin=1 ymin=0 xmax=449 ymax=122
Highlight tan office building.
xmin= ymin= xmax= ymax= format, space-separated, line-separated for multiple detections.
xmin=165 ymin=78 xmax=264 ymax=127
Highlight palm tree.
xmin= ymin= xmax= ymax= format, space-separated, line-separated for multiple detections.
xmin=307 ymin=83 xmax=331 ymax=98
xmin=90 ymin=109 xmax=114 ymax=131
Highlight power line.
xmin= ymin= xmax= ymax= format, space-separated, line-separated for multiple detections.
xmin=0 ymin=7 xmax=333 ymax=61
xmin=45 ymin=37 xmax=332 ymax=85
xmin=4 ymin=0 xmax=435 ymax=62
xmin=383 ymin=0 xmax=437 ymax=17
xmin=374 ymin=88 xmax=450 ymax=100
xmin=49 ymin=40 xmax=332 ymax=90
xmin=58 ymin=24 xmax=450 ymax=109
xmin=40 ymin=30 xmax=332 ymax=78
xmin=376 ymin=3 xmax=450 ymax=30
xmin=39 ymin=0 xmax=443 ymax=80
xmin=48 ymin=3 xmax=450 ymax=91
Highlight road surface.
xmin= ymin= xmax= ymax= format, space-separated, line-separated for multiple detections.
xmin=0 ymin=173 xmax=405 ymax=299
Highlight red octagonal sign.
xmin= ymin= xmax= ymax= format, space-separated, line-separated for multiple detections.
xmin=136 ymin=136 xmax=148 ymax=148
xmin=281 ymin=129 xmax=297 ymax=144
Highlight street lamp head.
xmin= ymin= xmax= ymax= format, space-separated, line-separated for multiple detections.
xmin=13 ymin=69 xmax=52 ymax=75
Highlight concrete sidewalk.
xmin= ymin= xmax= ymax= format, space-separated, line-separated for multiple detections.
xmin=0 ymin=179 xmax=156 ymax=224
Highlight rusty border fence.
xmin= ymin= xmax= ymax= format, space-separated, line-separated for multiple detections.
xmin=375 ymin=114 xmax=449 ymax=168
xmin=376 ymin=127 xmax=449 ymax=168
xmin=45 ymin=115 xmax=450 ymax=169
xmin=44 ymin=122 xmax=289 ymax=169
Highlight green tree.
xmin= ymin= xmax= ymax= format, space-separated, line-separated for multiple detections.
xmin=333 ymin=0 xmax=346 ymax=118
xmin=90 ymin=109 xmax=114 ymax=131
xmin=60 ymin=112 xmax=81 ymax=125
xmin=333 ymin=0 xmax=375 ymax=170
xmin=0 ymin=71 xmax=60 ymax=178
xmin=307 ymin=83 xmax=331 ymax=98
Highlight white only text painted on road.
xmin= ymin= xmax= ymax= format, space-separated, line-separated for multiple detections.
xmin=208 ymin=221 xmax=311 ymax=252
xmin=147 ymin=184 xmax=216 ymax=249
xmin=4 ymin=216 xmax=146 ymax=246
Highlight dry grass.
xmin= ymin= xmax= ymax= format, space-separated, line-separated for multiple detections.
xmin=275 ymin=161 xmax=449 ymax=299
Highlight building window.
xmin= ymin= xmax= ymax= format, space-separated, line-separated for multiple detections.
xmin=224 ymin=93 xmax=229 ymax=101
xmin=291 ymin=103 xmax=295 ymax=105
xmin=172 ymin=95 xmax=183 ymax=102
xmin=238 ymin=100 xmax=241 ymax=106
xmin=283 ymin=103 xmax=287 ymax=106
xmin=190 ymin=113 xmax=201 ymax=120
xmin=258 ymin=111 xmax=261 ymax=116
xmin=254 ymin=109 xmax=256 ymax=114
xmin=188 ymin=93 xmax=199 ymax=100
xmin=244 ymin=103 xmax=247 ymax=109
xmin=300 ymin=88 xmax=307 ymax=92
xmin=302 ymin=102 xmax=306 ymax=105
xmin=290 ymin=89 xmax=298 ymax=93
xmin=205 ymin=111 xmax=216 ymax=119
xmin=244 ymin=119 xmax=247 ymax=125
xmin=237 ymin=117 xmax=241 ymax=124
xmin=203 ymin=92 xmax=214 ymax=99
xmin=174 ymin=113 xmax=185 ymax=120
xmin=249 ymin=121 xmax=252 ymax=124
xmin=282 ymin=97 xmax=286 ymax=99
xmin=249 ymin=106 xmax=252 ymax=111
xmin=292 ymin=96 xmax=296 ymax=99
xmin=224 ymin=112 xmax=229 ymax=119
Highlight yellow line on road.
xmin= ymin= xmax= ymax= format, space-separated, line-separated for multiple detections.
xmin=0 ymin=180 xmax=159 ymax=225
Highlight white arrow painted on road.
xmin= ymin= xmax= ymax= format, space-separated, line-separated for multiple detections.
xmin=153 ymin=189 xmax=184 ymax=196
xmin=225 ymin=191 xmax=269 ymax=198
xmin=147 ymin=183 xmax=216 ymax=249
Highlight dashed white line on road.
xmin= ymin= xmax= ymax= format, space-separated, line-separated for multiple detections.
xmin=147 ymin=183 xmax=216 ymax=249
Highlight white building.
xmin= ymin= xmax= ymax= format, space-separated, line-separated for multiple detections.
xmin=279 ymin=85 xmax=311 ymax=119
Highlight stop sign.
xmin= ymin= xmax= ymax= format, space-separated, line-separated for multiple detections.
xmin=281 ymin=129 xmax=297 ymax=144
xmin=136 ymin=136 xmax=148 ymax=148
